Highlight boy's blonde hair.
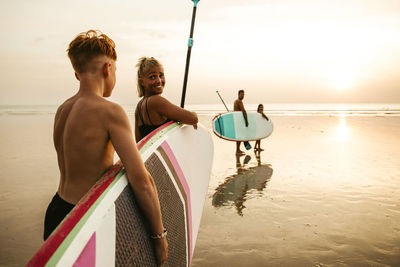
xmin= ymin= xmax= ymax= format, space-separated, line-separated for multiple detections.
xmin=136 ymin=57 xmax=163 ymax=97
xmin=67 ymin=30 xmax=117 ymax=73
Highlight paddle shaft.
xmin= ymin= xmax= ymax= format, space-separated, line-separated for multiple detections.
xmin=216 ymin=91 xmax=229 ymax=112
xmin=180 ymin=2 xmax=199 ymax=108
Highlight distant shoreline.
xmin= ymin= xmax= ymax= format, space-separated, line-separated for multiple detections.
xmin=1 ymin=103 xmax=399 ymax=116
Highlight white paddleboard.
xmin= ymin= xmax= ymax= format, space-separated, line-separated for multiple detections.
xmin=27 ymin=121 xmax=213 ymax=267
xmin=212 ymin=111 xmax=273 ymax=141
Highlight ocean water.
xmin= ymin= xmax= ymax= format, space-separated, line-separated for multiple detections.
xmin=187 ymin=103 xmax=400 ymax=116
xmin=1 ymin=103 xmax=400 ymax=116
xmin=0 ymin=104 xmax=399 ymax=266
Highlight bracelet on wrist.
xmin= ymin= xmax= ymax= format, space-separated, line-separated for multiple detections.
xmin=150 ymin=228 xmax=167 ymax=239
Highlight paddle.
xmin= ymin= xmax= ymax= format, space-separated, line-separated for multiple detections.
xmin=180 ymin=0 xmax=200 ymax=108
xmin=215 ymin=91 xmax=252 ymax=150
xmin=216 ymin=90 xmax=229 ymax=111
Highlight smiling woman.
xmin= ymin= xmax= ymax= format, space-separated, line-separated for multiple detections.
xmin=134 ymin=57 xmax=199 ymax=142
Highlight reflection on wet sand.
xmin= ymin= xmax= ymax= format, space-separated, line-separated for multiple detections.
xmin=212 ymin=152 xmax=273 ymax=216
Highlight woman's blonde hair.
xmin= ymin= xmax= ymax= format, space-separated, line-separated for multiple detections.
xmin=136 ymin=57 xmax=163 ymax=97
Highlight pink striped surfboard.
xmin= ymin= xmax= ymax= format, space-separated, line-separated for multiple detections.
xmin=27 ymin=121 xmax=214 ymax=267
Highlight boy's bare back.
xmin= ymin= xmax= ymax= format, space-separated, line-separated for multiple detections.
xmin=54 ymin=95 xmax=117 ymax=204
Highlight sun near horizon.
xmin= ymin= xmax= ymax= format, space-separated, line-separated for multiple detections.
xmin=1 ymin=1 xmax=400 ymax=105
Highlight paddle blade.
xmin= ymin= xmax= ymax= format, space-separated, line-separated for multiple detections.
xmin=244 ymin=141 xmax=252 ymax=150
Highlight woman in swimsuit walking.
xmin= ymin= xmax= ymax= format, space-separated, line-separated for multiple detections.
xmin=135 ymin=57 xmax=198 ymax=142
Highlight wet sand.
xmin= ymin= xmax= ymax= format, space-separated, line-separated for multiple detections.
xmin=0 ymin=115 xmax=59 ymax=266
xmin=0 ymin=114 xmax=400 ymax=266
xmin=192 ymin=115 xmax=400 ymax=267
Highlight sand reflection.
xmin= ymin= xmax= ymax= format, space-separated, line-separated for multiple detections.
xmin=212 ymin=152 xmax=273 ymax=216
xmin=333 ymin=116 xmax=351 ymax=142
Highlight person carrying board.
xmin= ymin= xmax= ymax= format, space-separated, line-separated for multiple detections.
xmin=45 ymin=30 xmax=168 ymax=266
xmin=233 ymin=89 xmax=249 ymax=155
xmin=254 ymin=104 xmax=269 ymax=151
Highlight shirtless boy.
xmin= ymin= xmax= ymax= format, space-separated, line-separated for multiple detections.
xmin=44 ymin=30 xmax=167 ymax=265
xmin=233 ymin=89 xmax=249 ymax=155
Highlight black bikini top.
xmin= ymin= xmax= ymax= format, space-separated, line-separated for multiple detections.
xmin=137 ymin=97 xmax=171 ymax=141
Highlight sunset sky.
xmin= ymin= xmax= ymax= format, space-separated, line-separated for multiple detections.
xmin=1 ymin=0 xmax=399 ymax=106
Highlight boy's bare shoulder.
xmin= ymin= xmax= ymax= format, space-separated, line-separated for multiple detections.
xmin=78 ymin=96 xmax=122 ymax=113
xmin=55 ymin=96 xmax=78 ymax=120
xmin=97 ymin=99 xmax=127 ymax=122
xmin=62 ymin=96 xmax=125 ymax=120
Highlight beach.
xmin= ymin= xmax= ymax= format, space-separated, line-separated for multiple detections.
xmin=1 ymin=110 xmax=400 ymax=266
xmin=193 ymin=115 xmax=400 ymax=266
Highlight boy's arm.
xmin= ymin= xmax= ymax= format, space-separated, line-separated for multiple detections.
xmin=107 ymin=103 xmax=168 ymax=265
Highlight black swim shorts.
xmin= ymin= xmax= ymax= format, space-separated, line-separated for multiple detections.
xmin=43 ymin=193 xmax=75 ymax=240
